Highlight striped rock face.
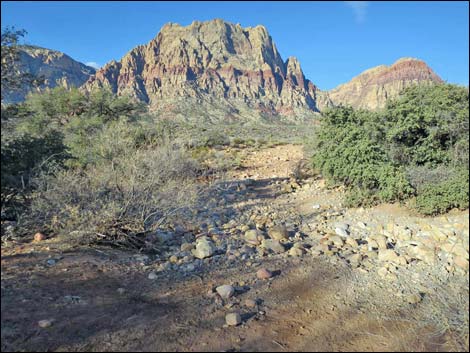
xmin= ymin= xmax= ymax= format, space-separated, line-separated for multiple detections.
xmin=326 ymin=57 xmax=443 ymax=110
xmin=82 ymin=19 xmax=321 ymax=121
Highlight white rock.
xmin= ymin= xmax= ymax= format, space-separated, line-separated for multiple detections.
xmin=38 ymin=319 xmax=54 ymax=328
xmin=192 ymin=237 xmax=215 ymax=259
xmin=148 ymin=272 xmax=158 ymax=280
xmin=335 ymin=227 xmax=350 ymax=238
xmin=225 ymin=312 xmax=242 ymax=326
xmin=216 ymin=285 xmax=235 ymax=299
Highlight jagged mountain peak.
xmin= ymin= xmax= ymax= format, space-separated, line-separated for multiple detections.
xmin=83 ymin=19 xmax=320 ymax=120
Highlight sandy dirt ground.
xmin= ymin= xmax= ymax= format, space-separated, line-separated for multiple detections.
xmin=1 ymin=144 xmax=467 ymax=352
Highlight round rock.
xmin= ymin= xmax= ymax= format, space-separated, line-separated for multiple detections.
xmin=256 ymin=268 xmax=273 ymax=280
xmin=192 ymin=237 xmax=215 ymax=259
xmin=38 ymin=319 xmax=53 ymax=328
xmin=216 ymin=285 xmax=235 ymax=299
xmin=34 ymin=232 xmax=46 ymax=242
xmin=244 ymin=229 xmax=263 ymax=246
xmin=148 ymin=272 xmax=158 ymax=280
xmin=268 ymin=225 xmax=289 ymax=240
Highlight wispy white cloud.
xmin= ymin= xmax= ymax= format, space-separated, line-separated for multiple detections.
xmin=85 ymin=61 xmax=101 ymax=69
xmin=344 ymin=1 xmax=369 ymax=24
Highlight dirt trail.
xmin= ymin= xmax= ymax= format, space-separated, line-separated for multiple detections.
xmin=1 ymin=144 xmax=468 ymax=352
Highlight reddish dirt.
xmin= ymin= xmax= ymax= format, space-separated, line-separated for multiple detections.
xmin=1 ymin=144 xmax=462 ymax=352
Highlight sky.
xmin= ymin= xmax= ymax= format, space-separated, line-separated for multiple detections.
xmin=1 ymin=1 xmax=469 ymax=90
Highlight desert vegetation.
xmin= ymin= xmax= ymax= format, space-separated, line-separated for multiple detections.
xmin=312 ymin=83 xmax=469 ymax=215
xmin=1 ymin=87 xmax=203 ymax=247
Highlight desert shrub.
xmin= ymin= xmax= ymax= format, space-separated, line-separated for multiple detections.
xmin=312 ymin=107 xmax=414 ymax=205
xmin=16 ymin=86 xmax=145 ymax=136
xmin=406 ymin=165 xmax=456 ymax=193
xmin=1 ymin=130 xmax=69 ymax=219
xmin=414 ymin=168 xmax=469 ymax=215
xmin=1 ymin=86 xmax=148 ymax=224
xmin=1 ymin=130 xmax=68 ymax=190
xmin=20 ymin=140 xmax=200 ymax=248
xmin=311 ymin=84 xmax=469 ymax=214
xmin=199 ymin=130 xmax=230 ymax=148
xmin=384 ymin=84 xmax=469 ymax=167
xmin=344 ymin=187 xmax=379 ymax=208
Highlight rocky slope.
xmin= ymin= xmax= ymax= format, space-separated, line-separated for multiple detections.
xmin=83 ymin=19 xmax=321 ymax=121
xmin=3 ymin=45 xmax=95 ymax=103
xmin=327 ymin=57 xmax=443 ymax=110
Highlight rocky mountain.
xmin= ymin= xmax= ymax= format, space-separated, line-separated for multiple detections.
xmin=83 ymin=19 xmax=321 ymax=121
xmin=3 ymin=45 xmax=95 ymax=103
xmin=5 ymin=21 xmax=444 ymax=118
xmin=326 ymin=58 xmax=443 ymax=110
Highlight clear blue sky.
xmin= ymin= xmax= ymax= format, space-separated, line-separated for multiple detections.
xmin=2 ymin=1 xmax=468 ymax=90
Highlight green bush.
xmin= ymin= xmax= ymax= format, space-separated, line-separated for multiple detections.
xmin=1 ymin=130 xmax=67 ymax=187
xmin=312 ymin=107 xmax=414 ymax=205
xmin=415 ymin=169 xmax=469 ymax=215
xmin=312 ymin=84 xmax=469 ymax=214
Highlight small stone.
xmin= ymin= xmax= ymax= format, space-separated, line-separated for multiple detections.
xmin=378 ymin=249 xmax=400 ymax=264
xmin=185 ymin=263 xmax=196 ymax=272
xmin=180 ymin=243 xmax=194 ymax=252
xmin=409 ymin=246 xmax=436 ymax=264
xmin=268 ymin=225 xmax=289 ymax=240
xmin=46 ymin=259 xmax=56 ymax=266
xmin=328 ymin=235 xmax=344 ymax=248
xmin=312 ymin=204 xmax=321 ymax=210
xmin=347 ymin=253 xmax=362 ymax=265
xmin=357 ymin=222 xmax=367 ymax=229
xmin=335 ymin=227 xmax=350 ymax=238
xmin=244 ymin=229 xmax=264 ymax=246
xmin=256 ymin=268 xmax=273 ymax=280
xmin=245 ymin=299 xmax=258 ymax=308
xmin=288 ymin=247 xmax=305 ymax=257
xmin=34 ymin=232 xmax=46 ymax=242
xmin=192 ymin=237 xmax=215 ymax=259
xmin=148 ymin=272 xmax=158 ymax=280
xmin=225 ymin=312 xmax=242 ymax=326
xmin=345 ymin=237 xmax=358 ymax=248
xmin=155 ymin=231 xmax=176 ymax=243
xmin=373 ymin=235 xmax=388 ymax=250
xmin=451 ymin=244 xmax=469 ymax=259
xmin=261 ymin=239 xmax=286 ymax=253
xmin=378 ymin=267 xmax=389 ymax=278
xmin=216 ymin=285 xmax=235 ymax=299
xmin=38 ymin=319 xmax=53 ymax=328
xmin=407 ymin=293 xmax=423 ymax=304
xmin=169 ymin=255 xmax=178 ymax=263
xmin=335 ymin=222 xmax=350 ymax=231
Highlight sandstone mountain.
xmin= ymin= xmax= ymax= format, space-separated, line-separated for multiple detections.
xmin=3 ymin=45 xmax=96 ymax=103
xmin=83 ymin=19 xmax=321 ymax=121
xmin=5 ymin=21 xmax=445 ymax=118
xmin=326 ymin=58 xmax=443 ymax=110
